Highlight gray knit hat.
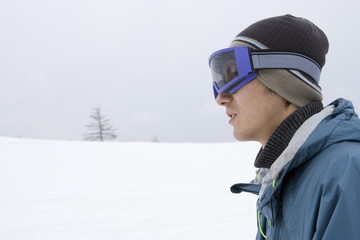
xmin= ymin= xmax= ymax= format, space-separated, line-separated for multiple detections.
xmin=230 ymin=14 xmax=329 ymax=107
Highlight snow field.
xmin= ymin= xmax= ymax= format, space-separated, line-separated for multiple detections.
xmin=0 ymin=137 xmax=260 ymax=239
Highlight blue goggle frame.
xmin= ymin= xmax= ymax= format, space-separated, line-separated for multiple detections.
xmin=209 ymin=47 xmax=257 ymax=99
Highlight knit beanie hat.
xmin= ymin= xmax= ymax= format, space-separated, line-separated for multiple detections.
xmin=230 ymin=14 xmax=329 ymax=107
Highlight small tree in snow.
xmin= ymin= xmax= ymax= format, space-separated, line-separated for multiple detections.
xmin=152 ymin=136 xmax=160 ymax=142
xmin=84 ymin=107 xmax=117 ymax=141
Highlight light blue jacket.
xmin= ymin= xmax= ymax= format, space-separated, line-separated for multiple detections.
xmin=231 ymin=99 xmax=360 ymax=239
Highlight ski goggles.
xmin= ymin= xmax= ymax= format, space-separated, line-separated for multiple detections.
xmin=208 ymin=46 xmax=321 ymax=99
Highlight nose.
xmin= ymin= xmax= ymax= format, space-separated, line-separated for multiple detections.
xmin=216 ymin=92 xmax=232 ymax=106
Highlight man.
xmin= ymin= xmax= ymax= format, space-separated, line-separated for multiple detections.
xmin=209 ymin=14 xmax=360 ymax=239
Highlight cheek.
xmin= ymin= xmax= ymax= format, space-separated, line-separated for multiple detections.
xmin=236 ymin=103 xmax=272 ymax=129
xmin=233 ymin=108 xmax=258 ymax=131
xmin=256 ymin=102 xmax=279 ymax=122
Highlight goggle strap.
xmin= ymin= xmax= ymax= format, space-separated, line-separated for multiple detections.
xmin=251 ymin=52 xmax=321 ymax=84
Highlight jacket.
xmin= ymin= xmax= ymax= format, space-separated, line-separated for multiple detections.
xmin=231 ymin=98 xmax=360 ymax=239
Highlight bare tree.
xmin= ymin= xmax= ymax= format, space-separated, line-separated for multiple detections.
xmin=84 ymin=107 xmax=117 ymax=141
xmin=152 ymin=136 xmax=160 ymax=142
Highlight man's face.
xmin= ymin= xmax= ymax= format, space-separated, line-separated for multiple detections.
xmin=216 ymin=79 xmax=291 ymax=147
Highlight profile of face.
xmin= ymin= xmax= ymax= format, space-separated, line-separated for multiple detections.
xmin=216 ymin=79 xmax=295 ymax=147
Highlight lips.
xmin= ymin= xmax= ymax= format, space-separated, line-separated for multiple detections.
xmin=226 ymin=111 xmax=237 ymax=118
xmin=226 ymin=111 xmax=237 ymax=124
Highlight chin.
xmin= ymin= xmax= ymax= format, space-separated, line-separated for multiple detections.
xmin=233 ymin=129 xmax=251 ymax=142
xmin=233 ymin=131 xmax=244 ymax=141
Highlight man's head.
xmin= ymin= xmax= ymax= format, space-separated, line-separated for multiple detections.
xmin=229 ymin=14 xmax=329 ymax=107
xmin=210 ymin=15 xmax=329 ymax=145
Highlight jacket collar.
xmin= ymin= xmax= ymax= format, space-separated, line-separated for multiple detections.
xmin=232 ymin=98 xmax=360 ymax=199
xmin=231 ymin=103 xmax=336 ymax=197
xmin=258 ymin=104 xmax=335 ymax=197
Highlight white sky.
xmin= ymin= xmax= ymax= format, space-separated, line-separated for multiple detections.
xmin=1 ymin=0 xmax=359 ymax=142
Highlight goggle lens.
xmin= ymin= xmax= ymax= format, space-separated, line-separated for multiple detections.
xmin=209 ymin=47 xmax=256 ymax=99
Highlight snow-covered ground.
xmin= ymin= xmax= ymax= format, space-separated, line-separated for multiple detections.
xmin=0 ymin=137 xmax=260 ymax=239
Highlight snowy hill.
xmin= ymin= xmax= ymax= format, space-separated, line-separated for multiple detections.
xmin=0 ymin=137 xmax=260 ymax=239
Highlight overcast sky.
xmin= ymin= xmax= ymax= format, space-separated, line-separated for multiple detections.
xmin=1 ymin=0 xmax=359 ymax=142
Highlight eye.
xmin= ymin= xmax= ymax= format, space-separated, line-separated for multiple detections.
xmin=222 ymin=60 xmax=238 ymax=83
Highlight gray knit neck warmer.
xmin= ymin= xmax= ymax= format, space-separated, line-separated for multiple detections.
xmin=254 ymin=101 xmax=324 ymax=168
